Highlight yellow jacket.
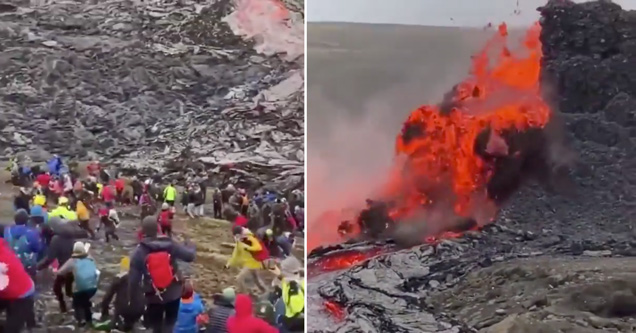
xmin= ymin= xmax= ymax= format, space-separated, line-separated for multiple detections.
xmin=227 ymin=234 xmax=264 ymax=270
xmin=164 ymin=186 xmax=177 ymax=201
xmin=49 ymin=206 xmax=78 ymax=221
xmin=281 ymin=279 xmax=305 ymax=317
xmin=76 ymin=201 xmax=90 ymax=221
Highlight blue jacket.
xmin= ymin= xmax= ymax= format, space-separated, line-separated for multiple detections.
xmin=4 ymin=225 xmax=44 ymax=257
xmin=47 ymin=157 xmax=62 ymax=176
xmin=174 ymin=293 xmax=205 ymax=333
xmin=30 ymin=205 xmax=48 ymax=224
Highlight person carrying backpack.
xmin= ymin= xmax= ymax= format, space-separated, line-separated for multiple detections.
xmin=0 ymin=237 xmax=36 ymax=332
xmin=2 ymin=209 xmax=41 ymax=330
xmin=225 ymin=226 xmax=268 ymax=294
xmin=129 ymin=217 xmax=196 ymax=333
xmin=270 ymin=256 xmax=304 ymax=332
xmin=4 ymin=209 xmax=43 ymax=278
xmin=98 ymin=257 xmax=145 ymax=332
xmin=206 ymin=287 xmax=235 ymax=333
xmin=56 ymin=241 xmax=99 ymax=327
xmin=36 ymin=216 xmax=90 ymax=313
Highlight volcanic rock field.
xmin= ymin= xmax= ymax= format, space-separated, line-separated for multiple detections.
xmin=0 ymin=0 xmax=304 ymax=190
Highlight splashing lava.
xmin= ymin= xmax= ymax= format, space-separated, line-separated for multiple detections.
xmin=386 ymin=23 xmax=549 ymax=223
xmin=311 ymin=22 xmax=570 ymax=251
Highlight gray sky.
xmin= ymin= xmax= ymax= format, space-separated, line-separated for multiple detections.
xmin=308 ymin=0 xmax=636 ymax=27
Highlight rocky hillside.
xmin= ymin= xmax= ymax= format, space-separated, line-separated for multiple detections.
xmin=0 ymin=0 xmax=304 ymax=190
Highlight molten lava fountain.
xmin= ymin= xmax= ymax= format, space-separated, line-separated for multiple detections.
xmin=310 ymin=22 xmax=552 ymax=253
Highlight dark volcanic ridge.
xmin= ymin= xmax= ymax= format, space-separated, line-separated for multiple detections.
xmin=0 ymin=0 xmax=304 ymax=190
xmin=308 ymin=1 xmax=636 ymax=332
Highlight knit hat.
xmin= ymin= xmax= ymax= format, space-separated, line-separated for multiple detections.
xmin=222 ymin=287 xmax=236 ymax=305
xmin=141 ymin=216 xmax=158 ymax=238
xmin=14 ymin=209 xmax=29 ymax=225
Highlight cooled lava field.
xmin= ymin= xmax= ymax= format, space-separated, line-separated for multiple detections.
xmin=308 ymin=1 xmax=636 ymax=332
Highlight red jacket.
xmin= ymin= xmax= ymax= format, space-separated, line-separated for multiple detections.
xmin=234 ymin=215 xmax=248 ymax=227
xmin=36 ymin=173 xmax=50 ymax=187
xmin=102 ymin=185 xmax=114 ymax=202
xmin=0 ymin=239 xmax=34 ymax=300
xmin=158 ymin=210 xmax=172 ymax=227
xmin=227 ymin=294 xmax=277 ymax=333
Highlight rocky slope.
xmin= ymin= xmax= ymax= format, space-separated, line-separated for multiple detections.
xmin=0 ymin=0 xmax=304 ymax=190
xmin=309 ymin=1 xmax=636 ymax=332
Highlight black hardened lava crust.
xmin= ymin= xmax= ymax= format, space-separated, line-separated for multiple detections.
xmin=308 ymin=1 xmax=636 ymax=332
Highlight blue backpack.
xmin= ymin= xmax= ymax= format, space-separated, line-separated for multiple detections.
xmin=5 ymin=229 xmax=36 ymax=268
xmin=74 ymin=258 xmax=98 ymax=291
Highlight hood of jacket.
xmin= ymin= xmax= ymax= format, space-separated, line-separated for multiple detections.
xmin=140 ymin=237 xmax=174 ymax=252
xmin=234 ymin=294 xmax=252 ymax=318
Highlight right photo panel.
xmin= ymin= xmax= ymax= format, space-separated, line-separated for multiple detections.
xmin=306 ymin=0 xmax=635 ymax=332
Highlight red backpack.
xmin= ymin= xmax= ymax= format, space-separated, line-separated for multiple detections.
xmin=146 ymin=252 xmax=176 ymax=297
xmin=251 ymin=238 xmax=270 ymax=262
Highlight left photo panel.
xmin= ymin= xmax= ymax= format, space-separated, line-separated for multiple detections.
xmin=0 ymin=0 xmax=305 ymax=331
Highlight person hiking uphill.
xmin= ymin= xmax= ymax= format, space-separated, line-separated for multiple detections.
xmin=129 ymin=217 xmax=196 ymax=333
xmin=98 ymin=202 xmax=120 ymax=242
xmin=270 ymin=256 xmax=304 ymax=332
xmin=206 ymin=287 xmax=236 ymax=333
xmin=226 ymin=226 xmax=269 ymax=294
xmin=49 ymin=196 xmax=78 ymax=221
xmin=47 ymin=155 xmax=63 ymax=177
xmin=174 ymin=279 xmax=208 ymax=333
xmin=30 ymin=194 xmax=48 ymax=225
xmin=36 ymin=217 xmax=89 ymax=313
xmin=226 ymin=294 xmax=278 ymax=333
xmin=56 ymin=241 xmax=100 ymax=327
xmin=0 ymin=237 xmax=36 ymax=332
xmin=139 ymin=190 xmax=154 ymax=219
xmin=101 ymin=182 xmax=115 ymax=206
xmin=212 ymin=187 xmax=223 ymax=219
xmin=3 ymin=209 xmax=43 ymax=330
xmin=158 ymin=202 xmax=173 ymax=238
xmin=4 ymin=209 xmax=44 ymax=279
xmin=163 ymin=182 xmax=177 ymax=208
xmin=13 ymin=187 xmax=30 ymax=212
xmin=76 ymin=196 xmax=96 ymax=239
xmin=99 ymin=257 xmax=146 ymax=332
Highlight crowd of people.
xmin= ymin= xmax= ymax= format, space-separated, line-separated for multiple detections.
xmin=0 ymin=156 xmax=305 ymax=332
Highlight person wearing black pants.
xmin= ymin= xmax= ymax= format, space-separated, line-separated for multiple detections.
xmin=145 ymin=299 xmax=181 ymax=333
xmin=53 ymin=274 xmax=74 ymax=313
xmin=0 ymin=295 xmax=35 ymax=331
xmin=72 ymin=288 xmax=97 ymax=326
xmin=36 ymin=216 xmax=90 ymax=313
xmin=129 ymin=217 xmax=196 ymax=333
